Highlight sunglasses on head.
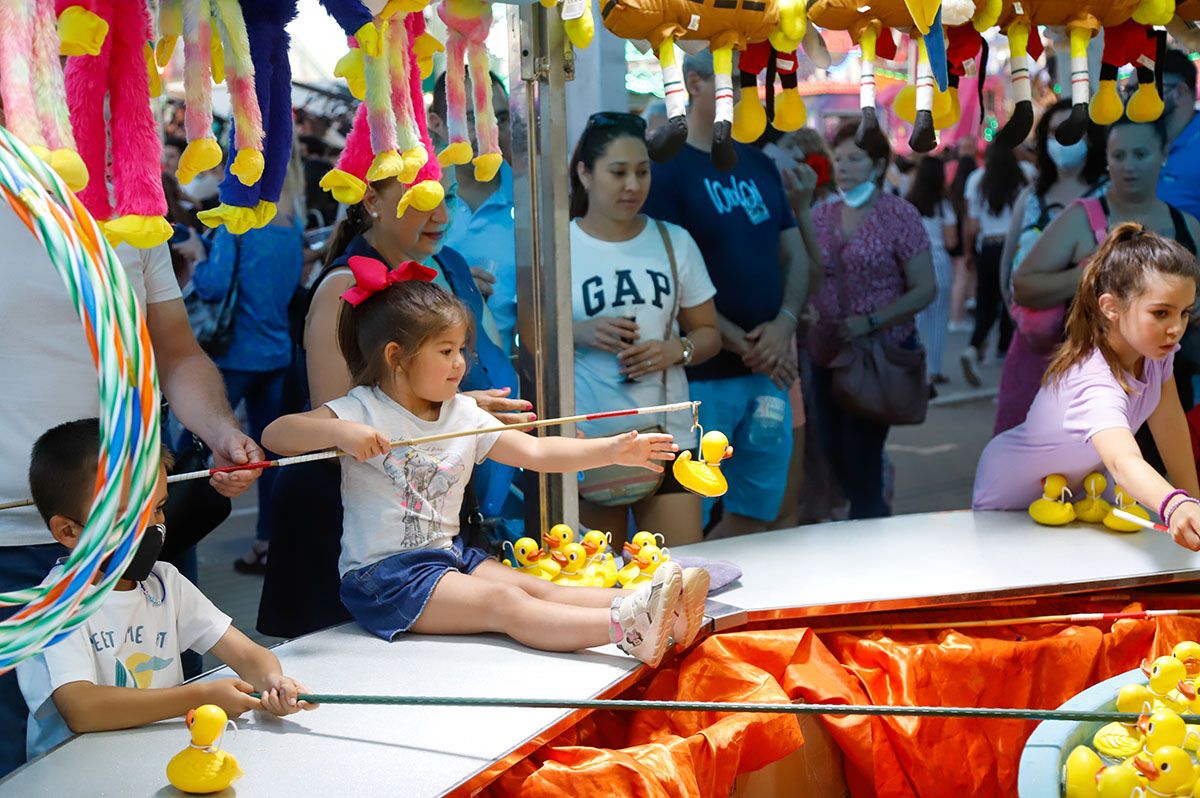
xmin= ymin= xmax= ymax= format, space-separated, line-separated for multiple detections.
xmin=585 ymin=111 xmax=647 ymax=136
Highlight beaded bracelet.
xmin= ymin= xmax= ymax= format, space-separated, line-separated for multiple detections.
xmin=1165 ymin=496 xmax=1200 ymax=527
xmin=1160 ymin=489 xmax=1191 ymax=521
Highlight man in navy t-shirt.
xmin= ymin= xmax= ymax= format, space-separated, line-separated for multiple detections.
xmin=642 ymin=51 xmax=810 ymax=538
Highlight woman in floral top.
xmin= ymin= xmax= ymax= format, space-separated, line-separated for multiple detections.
xmin=803 ymin=122 xmax=935 ymax=518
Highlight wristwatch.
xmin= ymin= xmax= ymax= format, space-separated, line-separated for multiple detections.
xmin=679 ymin=336 xmax=695 ymax=366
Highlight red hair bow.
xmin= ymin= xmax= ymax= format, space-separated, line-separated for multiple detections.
xmin=805 ymin=153 xmax=832 ymax=188
xmin=340 ymin=256 xmax=438 ymax=307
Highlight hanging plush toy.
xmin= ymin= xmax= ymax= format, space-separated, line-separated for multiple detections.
xmin=55 ymin=0 xmax=173 ymax=247
xmin=155 ymin=0 xmax=265 ymax=189
xmin=322 ymin=7 xmax=444 ymax=216
xmin=731 ymin=41 xmax=807 ymax=144
xmin=601 ymin=0 xmax=806 ymax=170
xmin=1089 ymin=17 xmax=1169 ymax=127
xmin=198 ymin=0 xmax=381 ymax=235
xmin=0 ymin=0 xmax=88 ymax=191
xmin=893 ymin=1 xmax=983 ymax=137
xmin=436 ymin=0 xmax=504 ymax=183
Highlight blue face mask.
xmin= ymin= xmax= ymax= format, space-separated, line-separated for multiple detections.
xmin=1047 ymin=138 xmax=1088 ymax=171
xmin=841 ymin=171 xmax=878 ymax=208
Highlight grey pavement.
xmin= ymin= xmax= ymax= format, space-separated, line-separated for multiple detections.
xmin=199 ymin=326 xmax=1004 ymax=653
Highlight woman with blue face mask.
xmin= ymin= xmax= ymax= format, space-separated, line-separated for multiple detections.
xmin=994 ymin=99 xmax=1108 ymax=434
xmin=802 ymin=122 xmax=935 ymax=519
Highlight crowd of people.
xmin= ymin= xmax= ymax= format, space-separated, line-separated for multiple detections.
xmin=7 ymin=42 xmax=1200 ymax=779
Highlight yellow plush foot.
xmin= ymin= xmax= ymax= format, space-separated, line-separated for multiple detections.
xmin=198 ymin=203 xmax=258 ymax=235
xmin=772 ymin=89 xmax=807 ymax=132
xmin=144 ymin=43 xmax=162 ymax=99
xmin=732 ymin=95 xmax=768 ymax=143
xmin=1126 ymin=83 xmax=1165 ymax=123
xmin=334 ymin=49 xmax=365 ymax=101
xmin=563 ymin=4 xmax=595 ymax=50
xmin=319 ymin=168 xmax=367 ymax=205
xmin=254 ymin=201 xmax=277 ymax=228
xmin=397 ymin=180 xmax=446 ymax=217
xmin=103 ymin=215 xmax=173 ymax=249
xmin=49 ymin=149 xmax=88 ymax=192
xmin=412 ymin=33 xmax=444 ymax=81
xmin=353 ymin=21 xmax=382 ymax=58
xmin=438 ymin=141 xmax=473 ymax=168
xmin=176 ymin=139 xmax=223 ymax=185
xmin=933 ymin=87 xmax=961 ymax=129
xmin=400 ymin=146 xmax=429 ymax=184
xmin=366 ymin=150 xmax=406 ymax=182
xmin=473 ymin=152 xmax=503 ymax=183
xmin=57 ymin=6 xmax=109 ymax=56
xmin=230 ymin=149 xmax=265 ymax=187
xmin=156 ymin=35 xmax=178 ymax=69
xmin=1089 ymin=81 xmax=1124 ymax=126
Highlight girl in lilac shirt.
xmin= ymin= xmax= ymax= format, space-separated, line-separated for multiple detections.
xmin=973 ymin=225 xmax=1200 ymax=551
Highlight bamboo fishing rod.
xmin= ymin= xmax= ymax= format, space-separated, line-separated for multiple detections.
xmin=0 ymin=401 xmax=700 ymax=511
xmin=250 ymin=692 xmax=1180 ymax=724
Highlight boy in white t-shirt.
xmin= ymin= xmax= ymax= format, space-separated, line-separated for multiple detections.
xmin=15 ymin=419 xmax=314 ymax=760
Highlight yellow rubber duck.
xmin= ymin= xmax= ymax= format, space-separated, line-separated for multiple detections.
xmin=627 ymin=530 xmax=666 ymax=555
xmin=673 ymin=431 xmax=733 ymax=498
xmin=1096 ymin=761 xmax=1146 ymax=798
xmin=1104 ymin=486 xmax=1150 ymax=532
xmin=1132 ymin=745 xmax=1197 ymax=796
xmin=1075 ymin=472 xmax=1113 ymax=524
xmin=552 ymin=542 xmax=601 ymax=587
xmin=581 ymin=531 xmax=619 ymax=588
xmin=166 ymin=704 xmax=243 ymax=794
xmin=1094 ymin=690 xmax=1184 ymax=759
xmin=617 ymin=542 xmax=667 ymax=588
xmin=1175 ymin=641 xmax=1200 ymax=678
xmin=501 ymin=537 xmax=560 ymax=581
xmin=1065 ymin=747 xmax=1149 ymax=798
xmin=1028 ymin=474 xmax=1076 ymax=526
xmin=1142 ymin=656 xmax=1197 ymax=714
xmin=541 ymin=523 xmax=574 ymax=553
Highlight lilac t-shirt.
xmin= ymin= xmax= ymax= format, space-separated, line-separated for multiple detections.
xmin=973 ymin=346 xmax=1176 ymax=510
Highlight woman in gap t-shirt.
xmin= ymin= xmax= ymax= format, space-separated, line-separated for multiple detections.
xmin=568 ymin=112 xmax=720 ymax=547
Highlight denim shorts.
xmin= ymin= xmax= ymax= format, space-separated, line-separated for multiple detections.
xmin=339 ymin=537 xmax=492 ymax=641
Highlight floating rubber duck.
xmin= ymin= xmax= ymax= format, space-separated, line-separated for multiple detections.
xmin=1142 ymin=656 xmax=1197 ymax=714
xmin=1174 ymin=641 xmax=1200 ymax=678
xmin=581 ymin=530 xmax=619 ymax=588
xmin=1028 ymin=474 xmax=1076 ymax=526
xmin=1075 ymin=472 xmax=1113 ymax=524
xmin=1095 ymin=688 xmax=1177 ymax=759
xmin=502 ymin=537 xmax=560 ymax=581
xmin=1118 ymin=682 xmax=1158 ymax=717
xmin=552 ymin=542 xmax=601 ymax=587
xmin=166 ymin=704 xmax=243 ymax=794
xmin=617 ymin=542 xmax=668 ymax=588
xmin=542 ymin=523 xmax=574 ymax=552
xmin=1132 ymin=745 xmax=1197 ymax=796
xmin=1104 ymin=486 xmax=1149 ymax=532
xmin=1095 ymin=760 xmax=1147 ymax=798
xmin=1065 ymin=747 xmax=1150 ymax=798
xmin=673 ymin=431 xmax=733 ymax=498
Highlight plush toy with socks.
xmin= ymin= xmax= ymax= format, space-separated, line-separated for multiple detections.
xmin=198 ymin=0 xmax=380 ymax=235
xmin=0 ymin=0 xmax=87 ymax=191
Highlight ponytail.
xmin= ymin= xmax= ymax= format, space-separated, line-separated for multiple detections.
xmin=323 ymin=202 xmax=371 ymax=270
xmin=1045 ymin=222 xmax=1200 ymax=391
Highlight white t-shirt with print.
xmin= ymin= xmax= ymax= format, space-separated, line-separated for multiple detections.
xmin=16 ymin=561 xmax=231 ymax=760
xmin=0 ymin=203 xmax=182 ymax=547
xmin=965 ymin=162 xmax=1036 ymax=246
xmin=570 ymin=218 xmax=716 ymax=448
xmin=325 ymin=388 xmax=503 ymax=576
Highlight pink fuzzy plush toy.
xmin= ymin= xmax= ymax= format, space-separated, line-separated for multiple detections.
xmin=56 ymin=0 xmax=172 ymax=247
xmin=324 ymin=5 xmax=443 ymax=217
xmin=0 ymin=0 xmax=88 ymax=191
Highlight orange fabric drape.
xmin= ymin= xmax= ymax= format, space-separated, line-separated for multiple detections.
xmin=482 ymin=604 xmax=1200 ymax=798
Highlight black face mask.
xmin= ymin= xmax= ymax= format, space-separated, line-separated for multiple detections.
xmin=102 ymin=524 xmax=166 ymax=583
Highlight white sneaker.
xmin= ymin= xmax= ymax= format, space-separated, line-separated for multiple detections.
xmin=672 ymin=567 xmax=711 ymax=650
xmin=960 ymin=346 xmax=982 ymax=387
xmin=611 ymin=561 xmax=682 ymax=667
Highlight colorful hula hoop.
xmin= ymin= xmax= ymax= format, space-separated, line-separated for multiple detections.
xmin=0 ymin=126 xmax=161 ymax=673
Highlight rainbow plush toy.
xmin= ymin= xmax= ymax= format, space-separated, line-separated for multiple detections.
xmin=155 ymin=0 xmax=265 ymax=189
xmin=0 ymin=0 xmax=87 ymax=192
xmin=198 ymin=0 xmax=380 ymax=235
xmin=56 ymin=0 xmax=173 ymax=247
xmin=436 ymin=0 xmax=504 ymax=183
xmin=323 ymin=8 xmax=444 ymax=217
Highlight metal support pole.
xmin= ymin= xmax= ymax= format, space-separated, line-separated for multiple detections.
xmin=509 ymin=4 xmax=578 ymax=534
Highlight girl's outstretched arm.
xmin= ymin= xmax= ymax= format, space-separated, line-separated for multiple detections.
xmin=1148 ymin=375 xmax=1200 ymax=497
xmin=487 ymin=429 xmax=678 ymax=473
xmin=262 ymin=406 xmax=391 ymax=461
